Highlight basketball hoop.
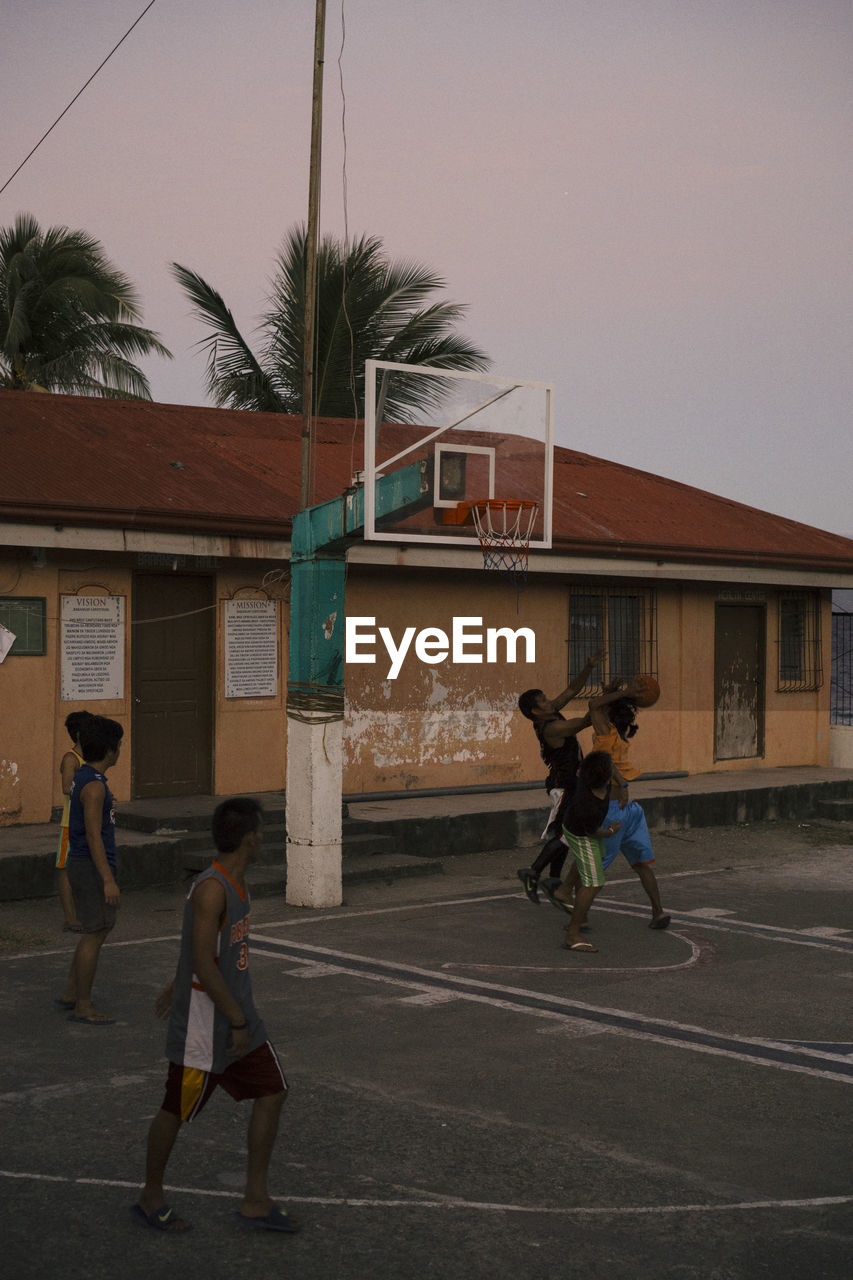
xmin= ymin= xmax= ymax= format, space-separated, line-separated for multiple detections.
xmin=468 ymin=499 xmax=539 ymax=586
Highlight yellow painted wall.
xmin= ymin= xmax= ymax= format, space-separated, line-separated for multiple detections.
xmin=1 ymin=558 xmax=59 ymax=825
xmin=213 ymin=576 xmax=289 ymax=796
xmin=0 ymin=548 xmax=289 ymax=824
xmin=343 ymin=566 xmax=557 ymax=792
xmin=0 ymin=543 xmax=836 ymax=824
xmin=342 ymin=573 xmax=833 ymax=791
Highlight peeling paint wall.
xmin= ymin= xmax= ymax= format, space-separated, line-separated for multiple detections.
xmin=342 ymin=573 xmax=833 ymax=794
xmin=0 ymin=757 xmax=22 ymax=824
xmin=343 ymin=568 xmax=557 ymax=792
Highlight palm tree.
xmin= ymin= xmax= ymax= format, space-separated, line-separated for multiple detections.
xmin=0 ymin=212 xmax=171 ymax=398
xmin=172 ymin=226 xmax=489 ymax=421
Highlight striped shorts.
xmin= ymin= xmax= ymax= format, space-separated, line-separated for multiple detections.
xmin=162 ymin=1041 xmax=288 ymax=1123
xmin=563 ymin=830 xmax=607 ymax=888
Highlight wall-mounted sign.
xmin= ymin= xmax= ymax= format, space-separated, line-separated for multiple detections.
xmin=224 ymin=599 xmax=278 ymax=699
xmin=61 ymin=596 xmax=125 ymax=701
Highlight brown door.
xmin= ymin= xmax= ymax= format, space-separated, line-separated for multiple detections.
xmin=131 ymin=573 xmax=214 ymax=798
xmin=714 ymin=604 xmax=765 ymax=761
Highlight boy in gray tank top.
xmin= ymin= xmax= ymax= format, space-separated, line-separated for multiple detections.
xmin=132 ymin=797 xmax=301 ymax=1234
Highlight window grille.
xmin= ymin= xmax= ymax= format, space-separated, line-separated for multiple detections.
xmin=777 ymin=592 xmax=822 ymax=692
xmin=831 ymin=610 xmax=853 ymax=724
xmin=0 ymin=597 xmax=47 ymax=656
xmin=568 ymin=588 xmax=657 ymax=693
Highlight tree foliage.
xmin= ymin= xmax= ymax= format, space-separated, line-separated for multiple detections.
xmin=172 ymin=226 xmax=489 ymax=420
xmin=0 ymin=212 xmax=171 ymax=398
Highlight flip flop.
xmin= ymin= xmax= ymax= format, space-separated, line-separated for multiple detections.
xmin=235 ymin=1206 xmax=302 ymax=1233
xmin=563 ymin=940 xmax=598 ymax=953
xmin=131 ymin=1203 xmax=192 ymax=1232
xmin=67 ymin=1013 xmax=116 ymax=1025
xmin=649 ymin=915 xmax=671 ymax=930
xmin=63 ymin=923 xmax=84 ymax=933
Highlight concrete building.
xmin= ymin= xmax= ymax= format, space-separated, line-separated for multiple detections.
xmin=1 ymin=392 xmax=852 ymax=826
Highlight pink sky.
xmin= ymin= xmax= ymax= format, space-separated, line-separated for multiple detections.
xmin=2 ymin=0 xmax=851 ymax=537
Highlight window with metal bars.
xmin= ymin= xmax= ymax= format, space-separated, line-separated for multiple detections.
xmin=568 ymin=588 xmax=657 ymax=692
xmin=831 ymin=610 xmax=853 ymax=724
xmin=777 ymin=592 xmax=822 ymax=691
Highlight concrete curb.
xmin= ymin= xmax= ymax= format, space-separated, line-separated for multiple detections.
xmin=2 ymin=774 xmax=852 ymax=903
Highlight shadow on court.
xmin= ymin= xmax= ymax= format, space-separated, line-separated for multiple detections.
xmin=1 ymin=819 xmax=852 ymax=1279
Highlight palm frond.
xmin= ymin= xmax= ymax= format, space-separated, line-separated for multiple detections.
xmin=171 ymin=263 xmax=285 ymax=410
xmin=176 ymin=223 xmax=490 ymax=420
xmin=0 ymin=213 xmax=171 ymax=399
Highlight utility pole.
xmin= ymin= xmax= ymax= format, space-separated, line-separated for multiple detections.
xmin=301 ymin=0 xmax=326 ymax=512
xmin=287 ymin=0 xmax=340 ymax=909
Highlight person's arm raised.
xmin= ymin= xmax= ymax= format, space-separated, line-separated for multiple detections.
xmin=550 ymin=649 xmax=604 ymax=711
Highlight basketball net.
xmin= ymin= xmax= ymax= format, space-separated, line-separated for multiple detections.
xmin=470 ymin=499 xmax=539 ymax=599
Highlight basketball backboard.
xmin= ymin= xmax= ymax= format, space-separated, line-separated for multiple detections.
xmin=363 ymin=361 xmax=554 ymax=549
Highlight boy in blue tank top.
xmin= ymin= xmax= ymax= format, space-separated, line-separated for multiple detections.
xmin=133 ymin=797 xmax=300 ymax=1235
xmin=58 ymin=715 xmax=123 ymax=1024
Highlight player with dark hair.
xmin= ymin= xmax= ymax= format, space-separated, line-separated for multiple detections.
xmin=545 ymin=683 xmax=670 ymax=930
xmin=55 ymin=709 xmax=94 ymax=932
xmin=133 ymin=797 xmax=300 ymax=1235
xmin=514 ymin=651 xmax=603 ymax=902
xmin=57 ymin=715 xmax=124 ymax=1023
xmin=559 ymin=750 xmax=623 ymax=952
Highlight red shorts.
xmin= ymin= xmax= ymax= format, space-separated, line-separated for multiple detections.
xmin=162 ymin=1041 xmax=288 ymax=1123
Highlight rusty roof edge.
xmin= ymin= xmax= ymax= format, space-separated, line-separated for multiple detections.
xmin=549 ymin=534 xmax=853 ymax=574
xmin=0 ymin=501 xmax=293 ymax=541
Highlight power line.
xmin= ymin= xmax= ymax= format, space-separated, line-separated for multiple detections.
xmin=0 ymin=0 xmax=159 ymax=199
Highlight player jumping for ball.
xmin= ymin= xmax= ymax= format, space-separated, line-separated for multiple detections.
xmin=544 ymin=679 xmax=671 ymax=933
xmin=515 ymin=650 xmax=604 ymax=901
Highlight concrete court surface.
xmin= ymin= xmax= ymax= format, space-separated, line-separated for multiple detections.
xmin=1 ymin=819 xmax=852 ymax=1280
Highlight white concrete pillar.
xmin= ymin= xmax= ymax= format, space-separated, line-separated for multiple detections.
xmin=285 ymin=712 xmax=343 ymax=907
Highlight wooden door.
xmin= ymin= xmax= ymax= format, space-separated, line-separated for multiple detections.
xmin=131 ymin=574 xmax=214 ymax=798
xmin=714 ymin=604 xmax=765 ymax=760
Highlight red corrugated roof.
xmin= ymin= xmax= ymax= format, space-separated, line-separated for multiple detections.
xmin=1 ymin=391 xmax=851 ymax=572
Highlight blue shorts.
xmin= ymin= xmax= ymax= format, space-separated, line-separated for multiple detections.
xmin=601 ymin=800 xmax=654 ymax=872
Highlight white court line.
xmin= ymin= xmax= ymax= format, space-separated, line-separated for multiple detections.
xmin=253 ymin=867 xmax=733 ymax=931
xmin=1 ymin=1169 xmax=850 ymax=1218
xmin=7 ymin=874 xmax=849 ymax=964
xmin=253 ymin=935 xmax=853 ymax=1084
xmin=442 ymin=930 xmax=716 ymax=976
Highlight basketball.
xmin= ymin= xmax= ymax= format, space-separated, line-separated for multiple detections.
xmin=629 ymin=675 xmax=660 ymax=707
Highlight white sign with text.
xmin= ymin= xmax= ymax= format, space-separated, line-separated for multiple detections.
xmin=224 ymin=599 xmax=278 ymax=699
xmin=61 ymin=595 xmax=125 ymax=701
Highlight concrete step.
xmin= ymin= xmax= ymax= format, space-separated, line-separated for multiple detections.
xmin=0 ymin=823 xmax=406 ymax=901
xmin=816 ymin=797 xmax=853 ymax=821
